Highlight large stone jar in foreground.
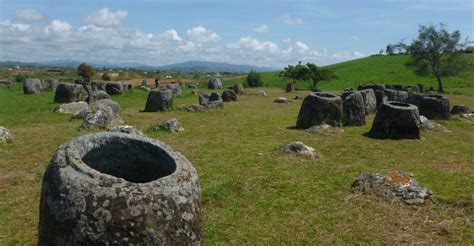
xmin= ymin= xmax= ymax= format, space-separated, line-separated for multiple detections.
xmin=38 ymin=132 xmax=201 ymax=245
xmin=368 ymin=101 xmax=421 ymax=139
xmin=296 ymin=92 xmax=343 ymax=129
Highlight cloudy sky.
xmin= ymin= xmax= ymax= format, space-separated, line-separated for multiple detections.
xmin=0 ymin=0 xmax=472 ymax=68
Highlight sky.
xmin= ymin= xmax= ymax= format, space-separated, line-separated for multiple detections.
xmin=0 ymin=0 xmax=472 ymax=68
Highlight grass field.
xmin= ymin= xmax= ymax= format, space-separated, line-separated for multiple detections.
xmin=1 ymin=55 xmax=474 ymax=244
xmin=225 ymin=54 xmax=474 ymax=96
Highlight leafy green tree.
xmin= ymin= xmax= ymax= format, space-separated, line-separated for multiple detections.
xmin=305 ymin=63 xmax=336 ymax=89
xmin=279 ymin=61 xmax=308 ymax=92
xmin=407 ymin=24 xmax=468 ymax=92
xmin=77 ymin=63 xmax=94 ymax=83
xmin=246 ymin=70 xmax=263 ymax=87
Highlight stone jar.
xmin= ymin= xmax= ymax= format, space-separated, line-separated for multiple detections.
xmin=418 ymin=95 xmax=450 ymax=120
xmin=144 ymin=89 xmax=174 ymax=112
xmin=368 ymin=101 xmax=421 ymax=139
xmin=38 ymin=132 xmax=202 ymax=245
xmin=296 ymin=92 xmax=343 ymax=129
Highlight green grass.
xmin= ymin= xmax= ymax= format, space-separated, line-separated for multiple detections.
xmin=1 ymin=81 xmax=473 ymax=244
xmin=225 ymin=54 xmax=474 ymax=95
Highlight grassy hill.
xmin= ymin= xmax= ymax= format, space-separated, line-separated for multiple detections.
xmin=225 ymin=54 xmax=474 ymax=95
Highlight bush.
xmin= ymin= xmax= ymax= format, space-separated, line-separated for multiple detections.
xmin=15 ymin=74 xmax=27 ymax=83
xmin=246 ymin=71 xmax=262 ymax=87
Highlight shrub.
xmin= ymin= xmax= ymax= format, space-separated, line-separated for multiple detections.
xmin=246 ymin=71 xmax=262 ymax=87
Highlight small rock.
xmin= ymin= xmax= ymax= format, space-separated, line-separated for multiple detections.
xmin=107 ymin=125 xmax=143 ymax=135
xmin=177 ymin=104 xmax=207 ymax=112
xmin=305 ymin=124 xmax=344 ymax=133
xmin=293 ymin=96 xmax=303 ymax=100
xmin=451 ymin=105 xmax=471 ymax=114
xmin=232 ymin=83 xmax=246 ymax=95
xmin=54 ymin=101 xmax=89 ymax=114
xmin=256 ymin=90 xmax=267 ymax=96
xmin=0 ymin=127 xmax=13 ymax=143
xmin=351 ymin=171 xmax=432 ymax=205
xmin=274 ymin=97 xmax=290 ymax=103
xmin=420 ymin=115 xmax=450 ymax=132
xmin=222 ymin=90 xmax=237 ymax=102
xmin=280 ymin=142 xmax=321 ymax=158
xmin=154 ymin=118 xmax=184 ymax=132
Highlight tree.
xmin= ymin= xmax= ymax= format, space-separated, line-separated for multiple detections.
xmin=246 ymin=70 xmax=263 ymax=87
xmin=279 ymin=61 xmax=308 ymax=92
xmin=407 ymin=24 xmax=468 ymax=92
xmin=304 ymin=63 xmax=336 ymax=89
xmin=77 ymin=63 xmax=94 ymax=83
xmin=101 ymin=72 xmax=111 ymax=81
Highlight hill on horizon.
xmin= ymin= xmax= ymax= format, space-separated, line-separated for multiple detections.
xmin=0 ymin=60 xmax=275 ymax=73
xmin=225 ymin=54 xmax=474 ymax=95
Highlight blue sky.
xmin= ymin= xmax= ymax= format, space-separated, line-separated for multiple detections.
xmin=0 ymin=0 xmax=472 ymax=68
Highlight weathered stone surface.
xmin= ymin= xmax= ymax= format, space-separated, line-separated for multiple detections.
xmin=23 ymin=78 xmax=43 ymax=94
xmin=368 ymin=101 xmax=421 ymax=139
xmin=351 ymin=171 xmax=432 ymax=205
xmin=420 ymin=115 xmax=450 ymax=132
xmin=450 ymin=105 xmax=471 ymax=115
xmin=374 ymin=90 xmax=387 ymax=109
xmin=280 ymin=142 xmax=322 ymax=159
xmin=0 ymin=78 xmax=12 ymax=85
xmin=42 ymin=79 xmax=59 ymax=91
xmin=256 ymin=90 xmax=267 ymax=96
xmin=232 ymin=83 xmax=246 ymax=95
xmin=207 ymin=78 xmax=223 ymax=89
xmin=274 ymin=97 xmax=290 ymax=103
xmin=222 ymin=90 xmax=237 ymax=102
xmin=296 ymin=92 xmax=343 ymax=129
xmin=81 ymin=103 xmax=123 ymax=129
xmin=177 ymin=104 xmax=207 ymax=112
xmin=166 ymin=83 xmax=182 ymax=97
xmin=54 ymin=101 xmax=89 ymax=114
xmin=357 ymin=84 xmax=386 ymax=91
xmin=0 ymin=127 xmax=13 ymax=143
xmin=385 ymin=84 xmax=404 ymax=91
xmin=359 ymin=89 xmax=377 ymax=114
xmin=38 ymin=132 xmax=201 ymax=245
xmin=87 ymin=90 xmax=111 ymax=104
xmin=91 ymin=81 xmax=105 ymax=91
xmin=143 ymin=89 xmax=173 ymax=112
xmin=154 ymin=118 xmax=184 ymax=132
xmin=305 ymin=124 xmax=344 ymax=133
xmin=54 ymin=83 xmax=86 ymax=103
xmin=343 ymin=91 xmax=366 ymax=126
xmin=383 ymin=89 xmax=408 ymax=103
xmin=285 ymin=82 xmax=295 ymax=92
xmin=406 ymin=93 xmax=425 ymax=107
xmin=106 ymin=82 xmax=131 ymax=95
xmin=199 ymin=92 xmax=223 ymax=109
xmin=418 ymin=95 xmax=450 ymax=120
xmin=340 ymin=91 xmax=355 ymax=101
xmin=98 ymin=99 xmax=121 ymax=115
xmin=107 ymin=125 xmax=144 ymax=135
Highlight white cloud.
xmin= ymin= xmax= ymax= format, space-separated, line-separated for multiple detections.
xmin=85 ymin=8 xmax=128 ymax=27
xmin=45 ymin=20 xmax=72 ymax=34
xmin=254 ymin=24 xmax=269 ymax=33
xmin=0 ymin=20 xmax=30 ymax=31
xmin=280 ymin=14 xmax=303 ymax=25
xmin=186 ymin=25 xmax=220 ymax=43
xmin=14 ymin=8 xmax=46 ymax=21
xmin=294 ymin=41 xmax=309 ymax=53
xmin=0 ymin=9 xmax=366 ymax=68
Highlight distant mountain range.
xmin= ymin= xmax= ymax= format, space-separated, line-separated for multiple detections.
xmin=0 ymin=60 xmax=275 ymax=73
